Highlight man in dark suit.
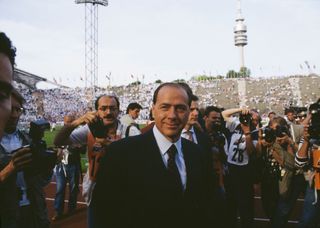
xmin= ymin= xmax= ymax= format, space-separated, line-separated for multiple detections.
xmin=181 ymin=94 xmax=210 ymax=151
xmin=92 ymin=83 xmax=213 ymax=228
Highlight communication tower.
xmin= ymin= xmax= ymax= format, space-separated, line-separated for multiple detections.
xmin=234 ymin=0 xmax=248 ymax=69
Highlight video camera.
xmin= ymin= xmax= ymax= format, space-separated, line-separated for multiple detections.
xmin=26 ymin=119 xmax=57 ymax=173
xmin=262 ymin=125 xmax=290 ymax=143
xmin=308 ymin=102 xmax=320 ymax=140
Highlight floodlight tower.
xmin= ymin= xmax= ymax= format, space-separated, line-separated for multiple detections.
xmin=234 ymin=0 xmax=248 ymax=69
xmin=75 ymin=0 xmax=108 ymax=96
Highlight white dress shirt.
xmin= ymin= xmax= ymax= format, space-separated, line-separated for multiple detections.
xmin=181 ymin=127 xmax=198 ymax=144
xmin=153 ymin=126 xmax=187 ymax=190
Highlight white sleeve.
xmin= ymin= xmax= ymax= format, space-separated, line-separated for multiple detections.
xmin=129 ymin=125 xmax=141 ymax=136
xmin=69 ymin=125 xmax=89 ymax=145
xmin=226 ymin=117 xmax=240 ymax=132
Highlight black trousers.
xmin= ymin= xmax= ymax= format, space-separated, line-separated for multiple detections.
xmin=225 ymin=164 xmax=254 ymax=228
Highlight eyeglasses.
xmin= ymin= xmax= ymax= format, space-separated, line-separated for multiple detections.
xmin=12 ymin=106 xmax=24 ymax=114
xmin=98 ymin=106 xmax=117 ymax=112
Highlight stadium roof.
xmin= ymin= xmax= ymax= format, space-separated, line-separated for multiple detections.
xmin=13 ymin=68 xmax=68 ymax=89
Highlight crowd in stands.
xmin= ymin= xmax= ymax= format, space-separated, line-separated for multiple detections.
xmin=14 ymin=75 xmax=320 ymax=126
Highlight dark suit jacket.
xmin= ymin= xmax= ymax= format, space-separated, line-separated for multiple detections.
xmin=92 ymin=129 xmax=213 ymax=228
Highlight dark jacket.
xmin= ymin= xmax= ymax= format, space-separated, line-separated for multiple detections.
xmin=0 ymin=130 xmax=52 ymax=228
xmin=92 ymin=129 xmax=214 ymax=228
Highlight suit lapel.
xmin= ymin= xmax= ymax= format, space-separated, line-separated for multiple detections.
xmin=142 ymin=130 xmax=168 ymax=187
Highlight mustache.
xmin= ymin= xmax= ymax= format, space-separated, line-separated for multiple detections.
xmin=104 ymin=114 xmax=115 ymax=119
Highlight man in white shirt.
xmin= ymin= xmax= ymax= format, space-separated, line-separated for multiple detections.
xmin=120 ymin=102 xmax=142 ymax=137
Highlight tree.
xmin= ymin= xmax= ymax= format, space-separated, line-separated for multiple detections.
xmin=226 ymin=70 xmax=238 ymax=78
xmin=172 ymin=79 xmax=186 ymax=83
xmin=155 ymin=79 xmax=162 ymax=83
xmin=128 ymin=81 xmax=141 ymax=86
xmin=239 ymin=67 xmax=251 ymax=78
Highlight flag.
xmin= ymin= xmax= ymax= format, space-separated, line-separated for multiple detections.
xmin=130 ymin=74 xmax=134 ymax=79
xmin=80 ymin=76 xmax=83 ymax=81
xmin=305 ymin=61 xmax=310 ymax=69
xmin=106 ymin=72 xmax=111 ymax=80
xmin=299 ymin=64 xmax=303 ymax=70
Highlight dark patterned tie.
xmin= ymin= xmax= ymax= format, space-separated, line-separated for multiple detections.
xmin=167 ymin=144 xmax=183 ymax=194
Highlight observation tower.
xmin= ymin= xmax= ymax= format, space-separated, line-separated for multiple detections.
xmin=234 ymin=0 xmax=248 ymax=69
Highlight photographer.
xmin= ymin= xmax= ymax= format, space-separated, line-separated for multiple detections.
xmin=203 ymin=106 xmax=228 ymax=189
xmin=295 ymin=100 xmax=320 ymax=228
xmin=52 ymin=115 xmax=86 ymax=221
xmin=203 ymin=105 xmax=228 ymax=227
xmin=54 ymin=94 xmax=127 ymax=228
xmin=1 ymin=89 xmax=53 ymax=228
xmin=221 ymin=107 xmax=259 ymax=228
xmin=257 ymin=116 xmax=304 ymax=227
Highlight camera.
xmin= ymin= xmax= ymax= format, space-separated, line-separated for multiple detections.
xmin=263 ymin=125 xmax=290 ymax=143
xmin=209 ymin=131 xmax=225 ymax=147
xmin=27 ymin=119 xmax=57 ymax=173
xmin=89 ymin=117 xmax=108 ymax=138
xmin=308 ymin=102 xmax=320 ymax=140
xmin=239 ymin=113 xmax=252 ymax=125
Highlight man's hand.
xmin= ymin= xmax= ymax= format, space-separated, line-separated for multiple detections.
xmin=71 ymin=111 xmax=97 ymax=127
xmin=10 ymin=147 xmax=33 ymax=172
xmin=95 ymin=135 xmax=121 ymax=147
xmin=276 ymin=133 xmax=292 ymax=145
xmin=240 ymin=108 xmax=250 ymax=115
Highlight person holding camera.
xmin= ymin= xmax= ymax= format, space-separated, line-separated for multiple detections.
xmin=54 ymin=94 xmax=127 ymax=228
xmin=257 ymin=116 xmax=304 ymax=227
xmin=203 ymin=105 xmax=229 ymax=227
xmin=0 ymin=32 xmax=38 ymax=228
xmin=0 ymin=32 xmax=15 ymax=140
xmin=52 ymin=115 xmax=86 ymax=221
xmin=221 ymin=107 xmax=259 ymax=228
xmin=295 ymin=100 xmax=320 ymax=228
xmin=203 ymin=106 xmax=228 ymax=187
xmin=1 ymin=89 xmax=53 ymax=228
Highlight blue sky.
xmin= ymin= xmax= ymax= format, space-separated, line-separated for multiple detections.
xmin=1 ymin=0 xmax=319 ymax=88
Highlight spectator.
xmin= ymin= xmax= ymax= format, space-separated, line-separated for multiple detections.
xmin=120 ymin=102 xmax=142 ymax=137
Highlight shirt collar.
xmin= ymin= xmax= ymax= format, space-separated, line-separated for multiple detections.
xmin=153 ymin=125 xmax=182 ymax=157
xmin=3 ymin=129 xmax=19 ymax=138
xmin=182 ymin=126 xmax=195 ymax=134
